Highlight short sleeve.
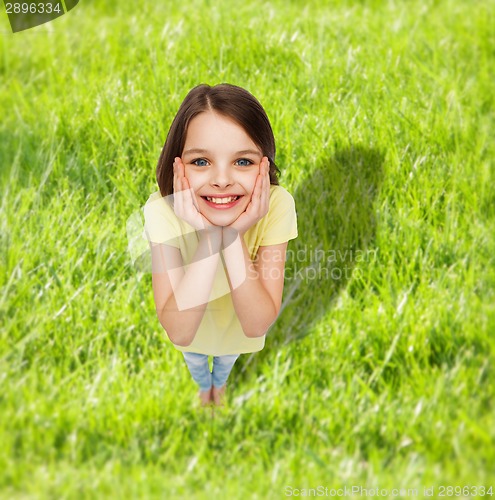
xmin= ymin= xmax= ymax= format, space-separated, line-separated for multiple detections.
xmin=142 ymin=192 xmax=182 ymax=247
xmin=259 ymin=186 xmax=298 ymax=246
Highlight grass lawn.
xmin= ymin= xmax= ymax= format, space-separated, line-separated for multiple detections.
xmin=1 ymin=0 xmax=494 ymax=497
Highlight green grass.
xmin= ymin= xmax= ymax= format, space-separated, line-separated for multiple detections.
xmin=1 ymin=0 xmax=494 ymax=497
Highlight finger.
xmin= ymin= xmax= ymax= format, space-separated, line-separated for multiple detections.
xmin=176 ymin=157 xmax=184 ymax=184
xmin=179 ymin=174 xmax=199 ymax=211
xmin=261 ymin=175 xmax=270 ymax=214
xmin=174 ymin=158 xmax=187 ymax=214
xmin=182 ymin=177 xmax=203 ymax=220
xmin=266 ymin=161 xmax=272 ymax=187
xmin=265 ymin=157 xmax=270 ymax=174
xmin=173 ymin=159 xmax=177 ymax=189
xmin=243 ymin=177 xmax=259 ymax=217
xmin=265 ymin=156 xmax=271 ymax=185
xmin=183 ymin=182 xmax=205 ymax=229
xmin=178 ymin=159 xmax=195 ymax=207
xmin=173 ymin=158 xmax=182 ymax=192
xmin=250 ymin=174 xmax=263 ymax=212
xmin=253 ymin=171 xmax=263 ymax=197
xmin=188 ymin=185 xmax=201 ymax=212
xmin=265 ymin=157 xmax=271 ymax=184
xmin=181 ymin=178 xmax=192 ymax=206
xmin=174 ymin=174 xmax=183 ymax=214
xmin=259 ymin=156 xmax=266 ymax=174
xmin=259 ymin=161 xmax=270 ymax=213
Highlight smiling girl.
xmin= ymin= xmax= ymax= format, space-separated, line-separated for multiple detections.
xmin=143 ymin=83 xmax=297 ymax=407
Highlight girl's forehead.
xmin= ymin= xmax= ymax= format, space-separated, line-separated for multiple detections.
xmin=184 ymin=111 xmax=261 ymax=153
xmin=188 ymin=110 xmax=243 ymax=132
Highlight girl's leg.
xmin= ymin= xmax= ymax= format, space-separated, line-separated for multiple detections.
xmin=182 ymin=352 xmax=213 ymax=405
xmin=211 ymin=354 xmax=240 ymax=388
xmin=211 ymin=354 xmax=240 ymax=405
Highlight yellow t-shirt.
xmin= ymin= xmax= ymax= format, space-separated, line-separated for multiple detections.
xmin=142 ymin=184 xmax=298 ymax=355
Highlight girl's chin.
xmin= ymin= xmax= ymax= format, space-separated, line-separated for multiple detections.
xmin=203 ymin=213 xmax=239 ymax=227
xmin=200 ymin=200 xmax=248 ymax=227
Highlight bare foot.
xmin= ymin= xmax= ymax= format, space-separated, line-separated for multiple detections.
xmin=212 ymin=384 xmax=227 ymax=406
xmin=199 ymin=387 xmax=213 ymax=407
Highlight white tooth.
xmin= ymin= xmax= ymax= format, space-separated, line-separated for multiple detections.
xmin=206 ymin=196 xmax=238 ymax=204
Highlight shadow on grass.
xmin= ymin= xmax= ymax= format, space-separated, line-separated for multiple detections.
xmin=233 ymin=145 xmax=385 ymax=383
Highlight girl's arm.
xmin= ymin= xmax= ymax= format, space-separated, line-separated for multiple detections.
xmin=220 ymin=157 xmax=285 ymax=337
xmin=150 ymin=227 xmax=222 ymax=347
xmin=150 ymin=157 xmax=221 ymax=346
xmin=222 ymin=236 xmax=288 ymax=338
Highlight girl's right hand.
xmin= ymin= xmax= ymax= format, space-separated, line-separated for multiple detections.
xmin=173 ymin=157 xmax=214 ymax=231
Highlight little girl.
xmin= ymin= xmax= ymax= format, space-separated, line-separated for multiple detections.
xmin=143 ymin=83 xmax=298 ymax=407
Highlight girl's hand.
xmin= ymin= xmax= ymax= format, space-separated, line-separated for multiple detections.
xmin=173 ymin=157 xmax=213 ymax=231
xmin=225 ymin=156 xmax=270 ymax=239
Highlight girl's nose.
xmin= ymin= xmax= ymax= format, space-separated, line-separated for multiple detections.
xmin=210 ymin=165 xmax=233 ymax=189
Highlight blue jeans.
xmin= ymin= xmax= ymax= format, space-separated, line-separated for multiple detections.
xmin=182 ymin=352 xmax=240 ymax=392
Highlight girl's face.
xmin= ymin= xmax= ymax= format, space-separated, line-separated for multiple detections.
xmin=181 ymin=110 xmax=262 ymax=227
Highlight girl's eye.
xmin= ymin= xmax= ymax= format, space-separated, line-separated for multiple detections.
xmin=235 ymin=158 xmax=253 ymax=167
xmin=192 ymin=158 xmax=209 ymax=167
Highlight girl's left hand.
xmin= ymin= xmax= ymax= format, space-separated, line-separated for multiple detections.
xmin=226 ymin=156 xmax=270 ymax=238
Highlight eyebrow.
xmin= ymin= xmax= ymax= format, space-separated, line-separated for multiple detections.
xmin=183 ymin=148 xmax=262 ymax=156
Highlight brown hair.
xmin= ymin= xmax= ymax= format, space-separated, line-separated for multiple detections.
xmin=156 ymin=83 xmax=280 ymax=197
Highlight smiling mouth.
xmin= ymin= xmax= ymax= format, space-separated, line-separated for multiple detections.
xmin=202 ymin=195 xmax=241 ymax=205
